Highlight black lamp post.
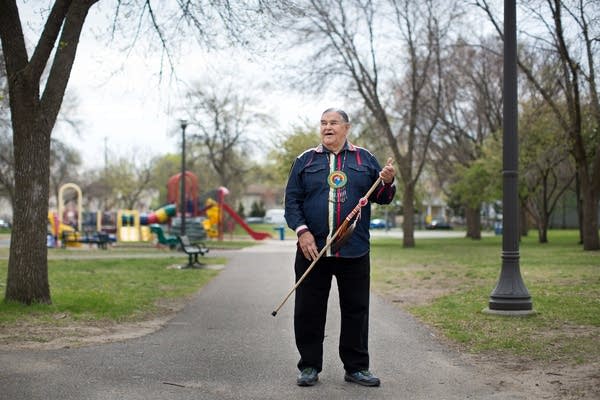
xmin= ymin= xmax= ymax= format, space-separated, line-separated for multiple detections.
xmin=180 ymin=120 xmax=188 ymax=236
xmin=487 ymin=0 xmax=533 ymax=314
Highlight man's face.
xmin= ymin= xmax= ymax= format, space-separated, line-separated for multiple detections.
xmin=320 ymin=111 xmax=349 ymax=153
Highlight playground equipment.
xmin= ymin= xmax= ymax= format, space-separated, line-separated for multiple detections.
xmin=61 ymin=230 xmax=111 ymax=249
xmin=167 ymin=172 xmax=199 ymax=217
xmin=201 ymin=187 xmax=272 ymax=241
xmin=48 ymin=211 xmax=78 ymax=247
xmin=203 ymin=198 xmax=221 ymax=238
xmin=165 ymin=172 xmax=271 ymax=241
xmin=117 ymin=204 xmax=178 ymax=242
xmin=47 ymin=183 xmax=83 ymax=248
xmin=149 ymin=224 xmax=178 ymax=249
xmin=81 ymin=211 xmax=117 ymax=235
xmin=58 ymin=183 xmax=83 ymax=232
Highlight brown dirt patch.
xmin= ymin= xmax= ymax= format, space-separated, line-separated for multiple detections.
xmin=0 ymin=297 xmax=186 ymax=351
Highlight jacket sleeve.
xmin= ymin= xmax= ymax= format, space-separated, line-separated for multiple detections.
xmin=284 ymin=157 xmax=306 ymax=231
xmin=371 ymin=180 xmax=396 ymax=205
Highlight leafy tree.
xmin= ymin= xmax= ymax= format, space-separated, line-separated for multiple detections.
xmin=270 ymin=125 xmax=320 ymax=183
xmin=249 ymin=200 xmax=265 ymax=218
xmin=519 ymin=101 xmax=575 ymax=243
xmin=236 ymin=202 xmax=245 ymax=219
xmin=449 ymin=147 xmax=500 ymax=234
xmin=103 ymin=156 xmax=155 ymax=210
xmin=147 ymin=153 xmax=181 ymax=207
xmin=246 ymin=162 xmax=284 ymax=188
xmin=77 ymin=157 xmax=152 ymax=212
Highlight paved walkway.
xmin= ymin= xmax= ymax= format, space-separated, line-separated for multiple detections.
xmin=0 ymin=240 xmax=528 ymax=400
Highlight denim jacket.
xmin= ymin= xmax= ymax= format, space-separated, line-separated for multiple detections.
xmin=284 ymin=141 xmax=396 ymax=258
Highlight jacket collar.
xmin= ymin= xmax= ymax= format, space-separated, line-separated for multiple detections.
xmin=315 ymin=141 xmax=357 ymax=154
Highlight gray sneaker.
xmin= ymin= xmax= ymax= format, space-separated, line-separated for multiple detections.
xmin=344 ymin=370 xmax=381 ymax=387
xmin=297 ymin=367 xmax=319 ymax=386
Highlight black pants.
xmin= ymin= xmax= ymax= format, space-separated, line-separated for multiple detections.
xmin=294 ymin=251 xmax=370 ymax=373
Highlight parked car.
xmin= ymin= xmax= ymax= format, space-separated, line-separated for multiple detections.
xmin=426 ymin=218 xmax=452 ymax=230
xmin=370 ymin=218 xmax=387 ymax=229
xmin=0 ymin=219 xmax=10 ymax=228
xmin=245 ymin=217 xmax=264 ymax=224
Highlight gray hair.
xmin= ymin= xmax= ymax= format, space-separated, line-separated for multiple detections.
xmin=322 ymin=108 xmax=349 ymax=123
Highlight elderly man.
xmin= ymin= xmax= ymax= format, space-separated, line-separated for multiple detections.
xmin=284 ymin=108 xmax=396 ymax=387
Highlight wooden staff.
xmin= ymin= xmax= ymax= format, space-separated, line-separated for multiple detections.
xmin=271 ymin=176 xmax=383 ymax=317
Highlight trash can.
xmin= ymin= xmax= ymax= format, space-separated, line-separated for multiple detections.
xmin=274 ymin=225 xmax=285 ymax=240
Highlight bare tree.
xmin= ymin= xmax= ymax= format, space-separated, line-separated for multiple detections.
xmin=430 ymin=36 xmax=504 ymax=239
xmin=105 ymin=156 xmax=155 ymax=210
xmin=476 ymin=0 xmax=600 ymax=250
xmin=283 ymin=0 xmax=456 ymax=247
xmin=0 ymin=0 xmax=274 ymax=304
xmin=49 ymin=139 xmax=82 ymax=204
xmin=0 ymin=51 xmax=13 ymax=202
xmin=184 ymin=80 xmax=271 ymax=203
xmin=0 ymin=131 xmax=14 ymax=202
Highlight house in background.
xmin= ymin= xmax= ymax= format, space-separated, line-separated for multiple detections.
xmin=239 ymin=184 xmax=284 ymax=216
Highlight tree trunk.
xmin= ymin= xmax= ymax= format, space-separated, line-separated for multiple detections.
xmin=580 ymin=176 xmax=600 ymax=250
xmin=1 ymin=0 xmax=94 ymax=304
xmin=464 ymin=205 xmax=481 ymax=239
xmin=537 ymin=219 xmax=548 ymax=243
xmin=520 ymin=203 xmax=529 ymax=237
xmin=402 ymin=183 xmax=415 ymax=248
xmin=5 ymin=88 xmax=52 ymax=304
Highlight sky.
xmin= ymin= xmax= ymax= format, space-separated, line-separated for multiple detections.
xmin=21 ymin=1 xmax=502 ymax=170
xmin=21 ymin=3 xmax=341 ymax=169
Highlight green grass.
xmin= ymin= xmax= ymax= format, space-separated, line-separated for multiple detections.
xmin=0 ymin=256 xmax=221 ymax=326
xmin=370 ymin=230 xmax=600 ymax=364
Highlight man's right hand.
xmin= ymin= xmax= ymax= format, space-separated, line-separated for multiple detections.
xmin=298 ymin=230 xmax=318 ymax=261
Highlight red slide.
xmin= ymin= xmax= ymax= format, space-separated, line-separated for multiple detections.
xmin=221 ymin=202 xmax=272 ymax=240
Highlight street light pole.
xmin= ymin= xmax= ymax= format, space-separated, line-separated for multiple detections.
xmin=486 ymin=0 xmax=533 ymax=314
xmin=180 ymin=120 xmax=188 ymax=236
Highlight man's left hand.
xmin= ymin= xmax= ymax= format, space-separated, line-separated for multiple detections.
xmin=380 ymin=157 xmax=395 ymax=184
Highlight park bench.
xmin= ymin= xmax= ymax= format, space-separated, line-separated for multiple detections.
xmin=177 ymin=235 xmax=209 ymax=268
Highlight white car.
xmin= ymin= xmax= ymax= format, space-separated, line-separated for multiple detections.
xmin=264 ymin=209 xmax=286 ymax=225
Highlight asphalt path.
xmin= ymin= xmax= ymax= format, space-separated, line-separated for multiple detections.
xmin=0 ymin=238 xmax=527 ymax=400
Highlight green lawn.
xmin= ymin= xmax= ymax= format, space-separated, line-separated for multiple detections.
xmin=0 ymin=256 xmax=222 ymax=326
xmin=370 ymin=230 xmax=600 ymax=365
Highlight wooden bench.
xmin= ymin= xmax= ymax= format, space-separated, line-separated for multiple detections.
xmin=177 ymin=235 xmax=209 ymax=268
